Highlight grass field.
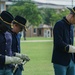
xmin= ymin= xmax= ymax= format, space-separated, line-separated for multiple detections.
xmin=21 ymin=37 xmax=54 ymax=75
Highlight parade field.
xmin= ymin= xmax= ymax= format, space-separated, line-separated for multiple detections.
xmin=21 ymin=37 xmax=54 ymax=75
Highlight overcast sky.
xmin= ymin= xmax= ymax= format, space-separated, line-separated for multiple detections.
xmin=33 ymin=0 xmax=75 ymax=2
xmin=32 ymin=0 xmax=75 ymax=6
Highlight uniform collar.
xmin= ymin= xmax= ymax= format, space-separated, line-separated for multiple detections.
xmin=63 ymin=17 xmax=71 ymax=25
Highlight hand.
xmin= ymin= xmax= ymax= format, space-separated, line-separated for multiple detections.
xmin=69 ymin=45 xmax=75 ymax=53
xmin=5 ymin=56 xmax=23 ymax=64
xmin=15 ymin=53 xmax=30 ymax=61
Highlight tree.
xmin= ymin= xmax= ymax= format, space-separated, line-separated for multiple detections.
xmin=40 ymin=8 xmax=57 ymax=25
xmin=39 ymin=8 xmax=52 ymax=25
xmin=50 ymin=9 xmax=70 ymax=27
xmin=8 ymin=1 xmax=42 ymax=26
xmin=40 ymin=8 xmax=69 ymax=26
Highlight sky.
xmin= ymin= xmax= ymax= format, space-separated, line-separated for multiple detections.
xmin=6 ymin=0 xmax=75 ymax=7
xmin=33 ymin=0 xmax=75 ymax=2
xmin=32 ymin=0 xmax=75 ymax=6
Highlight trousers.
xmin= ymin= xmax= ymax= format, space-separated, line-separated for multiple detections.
xmin=53 ymin=60 xmax=75 ymax=75
xmin=13 ymin=66 xmax=22 ymax=75
xmin=0 ymin=69 xmax=13 ymax=75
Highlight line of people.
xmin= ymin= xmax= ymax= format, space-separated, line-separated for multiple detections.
xmin=0 ymin=11 xmax=30 ymax=75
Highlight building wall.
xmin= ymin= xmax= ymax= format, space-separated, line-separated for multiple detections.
xmin=25 ymin=25 xmax=52 ymax=37
xmin=26 ymin=28 xmax=32 ymax=37
xmin=26 ymin=26 xmax=37 ymax=37
xmin=0 ymin=1 xmax=6 ymax=13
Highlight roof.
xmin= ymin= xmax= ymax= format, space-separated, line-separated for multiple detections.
xmin=38 ymin=24 xmax=51 ymax=28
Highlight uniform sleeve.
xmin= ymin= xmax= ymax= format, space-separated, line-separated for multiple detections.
xmin=0 ymin=54 xmax=5 ymax=65
xmin=53 ymin=21 xmax=67 ymax=52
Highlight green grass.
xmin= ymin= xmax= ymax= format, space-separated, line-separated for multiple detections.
xmin=21 ymin=37 xmax=54 ymax=75
xmin=21 ymin=37 xmax=53 ymax=40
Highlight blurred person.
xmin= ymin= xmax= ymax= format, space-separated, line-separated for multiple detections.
xmin=52 ymin=7 xmax=75 ymax=75
xmin=23 ymin=29 xmax=26 ymax=40
xmin=0 ymin=11 xmax=23 ymax=75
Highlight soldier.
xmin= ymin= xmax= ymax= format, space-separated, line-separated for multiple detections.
xmin=0 ymin=11 xmax=23 ymax=75
xmin=11 ymin=15 xmax=30 ymax=75
xmin=52 ymin=7 xmax=75 ymax=75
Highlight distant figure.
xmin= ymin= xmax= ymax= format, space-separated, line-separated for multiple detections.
xmin=23 ymin=29 xmax=26 ymax=40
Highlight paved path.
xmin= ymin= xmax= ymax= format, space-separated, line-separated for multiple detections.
xmin=21 ymin=40 xmax=53 ymax=42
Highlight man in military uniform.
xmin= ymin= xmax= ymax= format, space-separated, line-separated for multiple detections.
xmin=11 ymin=15 xmax=30 ymax=75
xmin=52 ymin=7 xmax=75 ymax=75
xmin=0 ymin=11 xmax=23 ymax=75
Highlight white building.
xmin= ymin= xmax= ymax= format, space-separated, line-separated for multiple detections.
xmin=0 ymin=0 xmax=6 ymax=12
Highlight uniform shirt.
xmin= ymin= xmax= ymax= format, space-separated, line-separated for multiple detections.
xmin=5 ymin=31 xmax=12 ymax=56
xmin=16 ymin=33 xmax=21 ymax=53
xmin=0 ymin=31 xmax=12 ymax=69
xmin=11 ymin=32 xmax=18 ymax=54
xmin=52 ymin=17 xmax=74 ymax=66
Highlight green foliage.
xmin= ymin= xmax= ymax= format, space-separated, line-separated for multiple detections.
xmin=40 ymin=8 xmax=69 ymax=26
xmin=8 ymin=1 xmax=42 ymax=26
xmin=40 ymin=8 xmax=52 ymax=25
xmin=8 ymin=1 xmax=70 ymax=26
xmin=23 ymin=2 xmax=42 ymax=25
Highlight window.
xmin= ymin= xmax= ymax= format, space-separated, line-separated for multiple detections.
xmin=33 ymin=28 xmax=37 ymax=34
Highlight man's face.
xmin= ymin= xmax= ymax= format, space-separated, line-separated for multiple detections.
xmin=18 ymin=25 xmax=23 ymax=31
xmin=13 ymin=24 xmax=23 ymax=33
